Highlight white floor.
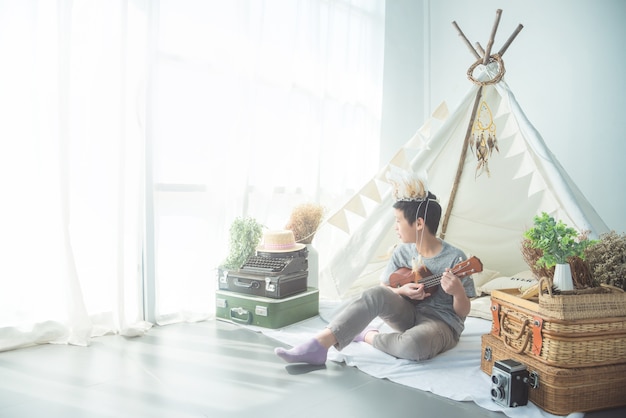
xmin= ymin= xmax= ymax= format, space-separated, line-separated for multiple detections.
xmin=0 ymin=320 xmax=624 ymax=418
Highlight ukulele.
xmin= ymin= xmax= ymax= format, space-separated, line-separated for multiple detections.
xmin=388 ymin=256 xmax=483 ymax=294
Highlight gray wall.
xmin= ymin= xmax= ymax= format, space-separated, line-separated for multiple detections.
xmin=381 ymin=0 xmax=626 ymax=234
xmin=380 ymin=0 xmax=425 ymax=165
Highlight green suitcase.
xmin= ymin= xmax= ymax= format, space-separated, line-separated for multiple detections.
xmin=215 ymin=287 xmax=319 ymax=329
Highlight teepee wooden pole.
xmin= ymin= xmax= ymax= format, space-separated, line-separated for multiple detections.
xmin=475 ymin=42 xmax=485 ymax=57
xmin=452 ymin=21 xmax=481 ymax=60
xmin=440 ymin=86 xmax=483 ymax=239
xmin=482 ymin=9 xmax=502 ymax=64
xmin=498 ymin=24 xmax=524 ymax=56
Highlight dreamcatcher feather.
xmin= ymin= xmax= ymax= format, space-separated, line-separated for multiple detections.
xmin=470 ymin=101 xmax=499 ymax=178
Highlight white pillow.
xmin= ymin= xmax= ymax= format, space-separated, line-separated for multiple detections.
xmin=477 ymin=271 xmax=537 ymax=295
xmin=470 ymin=268 xmax=501 ymax=289
xmin=508 ymin=270 xmax=536 ymax=279
xmin=469 ymin=296 xmax=493 ymax=320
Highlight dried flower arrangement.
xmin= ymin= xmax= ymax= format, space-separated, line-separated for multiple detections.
xmin=584 ymin=230 xmax=626 ymax=290
xmin=285 ymin=203 xmax=325 ymax=244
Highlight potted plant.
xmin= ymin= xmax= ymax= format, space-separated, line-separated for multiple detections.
xmin=523 ymin=212 xmax=594 ymax=291
xmin=219 ymin=216 xmax=264 ymax=277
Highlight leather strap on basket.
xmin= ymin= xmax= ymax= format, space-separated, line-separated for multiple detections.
xmin=490 ymin=300 xmax=501 ymax=336
xmin=531 ymin=316 xmax=544 ymax=356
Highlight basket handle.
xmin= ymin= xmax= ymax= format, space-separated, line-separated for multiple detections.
xmin=500 ymin=311 xmax=532 ymax=354
xmin=600 ymin=283 xmax=625 ymax=293
xmin=538 ymin=276 xmax=554 ymax=298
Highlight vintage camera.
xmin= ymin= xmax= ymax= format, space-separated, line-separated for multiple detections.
xmin=490 ymin=359 xmax=529 ymax=408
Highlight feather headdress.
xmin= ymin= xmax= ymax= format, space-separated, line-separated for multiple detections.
xmin=386 ymin=168 xmax=429 ymax=202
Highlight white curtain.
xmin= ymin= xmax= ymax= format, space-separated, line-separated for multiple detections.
xmin=0 ymin=0 xmax=150 ymax=351
xmin=0 ymin=0 xmax=386 ymax=348
xmin=151 ymin=0 xmax=386 ymax=324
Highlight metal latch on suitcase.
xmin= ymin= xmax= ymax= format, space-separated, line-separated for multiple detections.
xmin=265 ymin=277 xmax=276 ymax=293
xmin=528 ymin=371 xmax=539 ymax=389
xmin=484 ymin=346 xmax=492 ymax=361
xmin=255 ymin=305 xmax=268 ymax=316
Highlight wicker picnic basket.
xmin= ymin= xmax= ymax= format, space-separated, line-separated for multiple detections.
xmin=537 ymin=277 xmax=626 ymax=320
xmin=481 ymin=333 xmax=626 ymax=415
xmin=490 ymin=289 xmax=626 ymax=368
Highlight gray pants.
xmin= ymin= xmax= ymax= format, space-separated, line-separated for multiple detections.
xmin=327 ymin=286 xmax=459 ymax=361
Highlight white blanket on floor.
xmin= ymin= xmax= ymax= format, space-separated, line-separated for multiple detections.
xmin=245 ymin=300 xmax=584 ymax=418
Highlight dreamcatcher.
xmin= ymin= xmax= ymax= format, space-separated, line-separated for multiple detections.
xmin=470 ymin=100 xmax=499 ymax=178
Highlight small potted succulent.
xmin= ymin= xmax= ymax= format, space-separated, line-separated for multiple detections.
xmin=523 ymin=212 xmax=594 ymax=291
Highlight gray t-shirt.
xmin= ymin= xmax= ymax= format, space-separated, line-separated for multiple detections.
xmin=380 ymin=240 xmax=477 ymax=337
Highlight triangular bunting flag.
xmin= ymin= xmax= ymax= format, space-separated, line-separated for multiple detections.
xmin=360 ymin=179 xmax=382 ymax=202
xmin=431 ymin=101 xmax=449 ymax=120
xmin=418 ymin=119 xmax=432 ymax=138
xmin=512 ymin=152 xmax=536 ymax=180
xmin=389 ymin=148 xmax=409 ymax=169
xmin=344 ymin=194 xmax=366 ymax=217
xmin=327 ymin=209 xmax=350 ymax=233
xmin=405 ymin=130 xmax=427 ymax=150
xmin=527 ymin=169 xmax=548 ymax=197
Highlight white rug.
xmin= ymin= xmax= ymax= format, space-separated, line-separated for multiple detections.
xmin=243 ymin=300 xmax=584 ymax=418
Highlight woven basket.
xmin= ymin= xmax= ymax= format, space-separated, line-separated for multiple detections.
xmin=481 ymin=333 xmax=626 ymax=415
xmin=538 ymin=277 xmax=626 ymax=320
xmin=490 ymin=296 xmax=626 ymax=368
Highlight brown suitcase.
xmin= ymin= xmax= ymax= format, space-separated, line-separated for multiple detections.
xmin=218 ymin=269 xmax=308 ymax=299
xmin=481 ymin=333 xmax=626 ymax=415
xmin=490 ymin=289 xmax=626 ymax=368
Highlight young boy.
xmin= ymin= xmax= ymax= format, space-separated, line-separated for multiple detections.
xmin=275 ymin=170 xmax=476 ymax=365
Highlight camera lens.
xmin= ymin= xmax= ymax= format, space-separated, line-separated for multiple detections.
xmin=491 ymin=387 xmax=505 ymax=400
xmin=491 ymin=375 xmax=500 ymax=385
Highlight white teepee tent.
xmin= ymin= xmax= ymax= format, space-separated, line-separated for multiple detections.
xmin=314 ymin=11 xmax=609 ymax=301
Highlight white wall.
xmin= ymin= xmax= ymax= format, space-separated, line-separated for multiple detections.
xmin=381 ymin=0 xmax=626 ymax=234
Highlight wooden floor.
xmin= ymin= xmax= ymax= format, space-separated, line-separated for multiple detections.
xmin=0 ymin=319 xmax=624 ymax=417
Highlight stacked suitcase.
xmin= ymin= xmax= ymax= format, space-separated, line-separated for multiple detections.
xmin=216 ymin=241 xmax=319 ymax=329
xmin=480 ymin=288 xmax=626 ymax=415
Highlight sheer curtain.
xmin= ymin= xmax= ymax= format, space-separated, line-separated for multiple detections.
xmin=150 ymin=0 xmax=386 ymax=324
xmin=0 ymin=0 xmax=386 ymax=349
xmin=0 ymin=0 xmax=150 ymax=351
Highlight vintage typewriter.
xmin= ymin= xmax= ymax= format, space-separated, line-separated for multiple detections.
xmin=240 ymin=254 xmax=307 ymax=276
xmin=219 ymin=249 xmax=309 ymax=298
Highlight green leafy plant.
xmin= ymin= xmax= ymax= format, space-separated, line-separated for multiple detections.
xmin=523 ymin=212 xmax=594 ymax=269
xmin=221 ymin=216 xmax=264 ymax=270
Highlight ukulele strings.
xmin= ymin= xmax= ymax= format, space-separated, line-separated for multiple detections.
xmin=418 ymin=260 xmax=471 ymax=287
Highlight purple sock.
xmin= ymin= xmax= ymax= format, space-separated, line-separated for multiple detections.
xmin=274 ymin=338 xmax=327 ymax=365
xmin=353 ymin=327 xmax=379 ymax=343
